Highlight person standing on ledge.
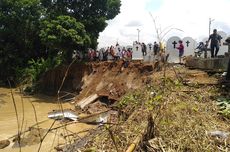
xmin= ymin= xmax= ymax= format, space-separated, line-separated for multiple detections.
xmin=208 ymin=29 xmax=222 ymax=58
xmin=176 ymin=40 xmax=184 ymax=64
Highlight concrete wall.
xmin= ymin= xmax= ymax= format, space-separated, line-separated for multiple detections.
xmin=185 ymin=57 xmax=229 ymax=72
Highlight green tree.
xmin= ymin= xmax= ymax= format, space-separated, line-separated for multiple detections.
xmin=40 ymin=0 xmax=121 ymax=48
xmin=0 ymin=0 xmax=44 ymax=81
xmin=39 ymin=15 xmax=90 ymax=63
xmin=0 ymin=0 xmax=121 ymax=83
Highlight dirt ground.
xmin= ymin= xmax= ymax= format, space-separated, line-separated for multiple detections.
xmin=41 ymin=60 xmax=161 ymax=111
xmin=40 ymin=61 xmax=230 ymax=151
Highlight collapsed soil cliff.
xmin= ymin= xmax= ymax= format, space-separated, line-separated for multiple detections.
xmin=40 ymin=61 xmax=161 ymax=100
xmin=58 ymin=63 xmax=230 ymax=152
xmin=36 ymin=60 xmax=230 ymax=151
xmin=40 ymin=63 xmax=92 ymax=95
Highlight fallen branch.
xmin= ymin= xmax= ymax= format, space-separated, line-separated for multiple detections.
xmin=78 ymin=110 xmax=110 ymax=122
xmin=77 ymin=94 xmax=99 ymax=109
xmin=8 ymin=119 xmax=50 ymax=140
xmin=37 ymin=120 xmax=56 ymax=152
xmin=126 ymin=114 xmax=155 ymax=152
xmin=105 ymin=125 xmax=119 ymax=152
xmin=63 ymin=128 xmax=95 ymax=138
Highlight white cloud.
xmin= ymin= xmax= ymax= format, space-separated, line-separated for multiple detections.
xmin=98 ymin=0 xmax=230 ymax=48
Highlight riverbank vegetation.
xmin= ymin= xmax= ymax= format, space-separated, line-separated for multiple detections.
xmin=1 ymin=1 xmax=230 ymax=152
xmin=0 ymin=0 xmax=121 ymax=85
xmin=58 ymin=64 xmax=230 ymax=151
xmin=0 ymin=61 xmax=230 ymax=151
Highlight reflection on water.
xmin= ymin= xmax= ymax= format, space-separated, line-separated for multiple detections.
xmin=0 ymin=88 xmax=91 ymax=152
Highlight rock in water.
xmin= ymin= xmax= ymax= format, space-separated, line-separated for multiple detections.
xmin=0 ymin=140 xmax=10 ymax=149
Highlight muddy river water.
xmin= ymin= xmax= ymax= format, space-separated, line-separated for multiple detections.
xmin=0 ymin=88 xmax=91 ymax=152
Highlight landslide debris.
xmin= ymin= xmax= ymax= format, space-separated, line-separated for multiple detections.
xmin=41 ymin=61 xmax=230 ymax=152
xmin=62 ymin=63 xmax=230 ymax=152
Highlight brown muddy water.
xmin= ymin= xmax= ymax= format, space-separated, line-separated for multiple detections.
xmin=0 ymin=88 xmax=91 ymax=152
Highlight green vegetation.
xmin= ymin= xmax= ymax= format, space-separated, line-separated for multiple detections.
xmin=77 ymin=69 xmax=230 ymax=152
xmin=39 ymin=15 xmax=91 ymax=63
xmin=24 ymin=55 xmax=62 ymax=82
xmin=217 ymin=97 xmax=230 ymax=119
xmin=0 ymin=0 xmax=121 ymax=84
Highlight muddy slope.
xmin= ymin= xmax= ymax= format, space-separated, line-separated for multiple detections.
xmin=63 ymin=65 xmax=230 ymax=152
xmin=40 ymin=63 xmax=92 ymax=95
xmin=40 ymin=61 xmax=160 ymax=99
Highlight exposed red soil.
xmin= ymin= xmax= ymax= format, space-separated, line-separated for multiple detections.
xmin=40 ymin=60 xmax=218 ymax=113
xmin=40 ymin=60 xmax=161 ymax=103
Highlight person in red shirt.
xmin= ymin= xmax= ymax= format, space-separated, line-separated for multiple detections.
xmin=176 ymin=40 xmax=184 ymax=64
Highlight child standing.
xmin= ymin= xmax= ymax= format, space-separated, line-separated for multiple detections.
xmin=176 ymin=40 xmax=184 ymax=63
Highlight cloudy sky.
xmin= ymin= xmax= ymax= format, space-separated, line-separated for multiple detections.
xmin=98 ymin=0 xmax=230 ymax=48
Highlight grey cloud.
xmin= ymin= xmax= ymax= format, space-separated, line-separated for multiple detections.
xmin=119 ymin=29 xmax=136 ymax=37
xmin=125 ymin=20 xmax=143 ymax=27
xmin=213 ymin=21 xmax=230 ymax=34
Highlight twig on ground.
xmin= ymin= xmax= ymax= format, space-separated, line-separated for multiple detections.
xmin=7 ymin=79 xmax=22 ymax=152
xmin=29 ymin=100 xmax=42 ymax=144
xmin=105 ymin=125 xmax=119 ymax=152
xmin=57 ymin=58 xmax=77 ymax=111
xmin=49 ymin=128 xmax=58 ymax=152
xmin=19 ymin=86 xmax=25 ymax=139
xmin=37 ymin=120 xmax=56 ymax=152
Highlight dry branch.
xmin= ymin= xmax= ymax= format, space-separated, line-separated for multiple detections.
xmin=77 ymin=94 xmax=99 ymax=109
xmin=125 ymin=114 xmax=155 ymax=152
xmin=7 ymin=79 xmax=22 ymax=152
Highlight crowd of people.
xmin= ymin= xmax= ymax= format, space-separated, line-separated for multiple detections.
xmin=86 ymin=41 xmax=167 ymax=63
xmin=133 ymin=41 xmax=161 ymax=57
xmin=85 ymin=29 xmax=225 ymax=64
xmin=87 ymin=44 xmax=133 ymax=61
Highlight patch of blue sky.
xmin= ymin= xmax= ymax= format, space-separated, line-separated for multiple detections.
xmin=146 ymin=0 xmax=163 ymax=11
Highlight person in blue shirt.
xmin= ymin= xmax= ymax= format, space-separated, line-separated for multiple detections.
xmin=208 ymin=29 xmax=222 ymax=58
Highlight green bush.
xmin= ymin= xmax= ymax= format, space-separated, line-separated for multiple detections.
xmin=18 ymin=55 xmax=62 ymax=84
xmin=217 ymin=97 xmax=230 ymax=119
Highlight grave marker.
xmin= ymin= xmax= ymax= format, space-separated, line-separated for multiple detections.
xmin=172 ymin=41 xmax=177 ymax=49
xmin=182 ymin=37 xmax=197 ymax=56
xmin=166 ymin=36 xmax=181 ymax=63
xmin=186 ymin=40 xmax=190 ymax=47
xmin=144 ymin=43 xmax=154 ymax=62
xmin=132 ymin=44 xmax=143 ymax=60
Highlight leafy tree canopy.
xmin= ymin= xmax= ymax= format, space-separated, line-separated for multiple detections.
xmin=0 ymin=0 xmax=44 ymax=80
xmin=0 ymin=0 xmax=121 ymax=82
xmin=40 ymin=0 xmax=121 ymax=48
xmin=40 ymin=15 xmax=91 ymax=62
